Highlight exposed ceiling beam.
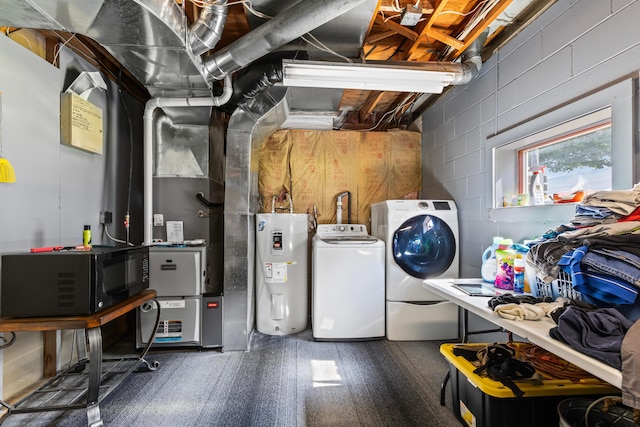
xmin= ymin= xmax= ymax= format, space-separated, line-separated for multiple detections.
xmin=365 ymin=29 xmax=399 ymax=44
xmin=425 ymin=28 xmax=464 ymax=51
xmin=444 ymin=0 xmax=514 ymax=61
xmin=378 ymin=3 xmax=434 ymax=14
xmin=397 ymin=0 xmax=451 ymax=61
xmin=374 ymin=15 xmax=419 ymax=41
xmin=360 ymin=91 xmax=386 ymax=122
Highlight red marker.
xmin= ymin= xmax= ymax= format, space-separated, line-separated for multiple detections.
xmin=30 ymin=246 xmax=63 ymax=253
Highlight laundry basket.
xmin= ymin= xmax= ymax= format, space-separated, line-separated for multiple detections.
xmin=558 ymin=397 xmax=637 ymax=427
xmin=526 ymin=268 xmax=582 ymax=301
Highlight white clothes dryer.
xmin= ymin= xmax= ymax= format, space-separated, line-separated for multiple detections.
xmin=370 ymin=200 xmax=459 ymax=341
xmin=312 ymin=224 xmax=385 ymax=341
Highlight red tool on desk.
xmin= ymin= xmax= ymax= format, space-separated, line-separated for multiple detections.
xmin=30 ymin=245 xmax=90 ymax=253
xmin=30 ymin=246 xmax=63 ymax=253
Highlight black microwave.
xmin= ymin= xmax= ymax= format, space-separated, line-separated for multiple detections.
xmin=1 ymin=246 xmax=150 ymax=317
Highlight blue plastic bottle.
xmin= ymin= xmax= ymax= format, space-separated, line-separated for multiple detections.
xmin=513 ymin=258 xmax=525 ymax=293
xmin=481 ymin=236 xmax=503 ymax=283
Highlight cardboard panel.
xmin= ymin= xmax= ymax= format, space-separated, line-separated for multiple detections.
xmin=60 ymin=92 xmax=104 ymax=154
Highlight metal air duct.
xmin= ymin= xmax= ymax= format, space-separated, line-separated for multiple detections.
xmin=202 ymin=0 xmax=368 ymax=81
xmin=188 ymin=0 xmax=228 ymax=57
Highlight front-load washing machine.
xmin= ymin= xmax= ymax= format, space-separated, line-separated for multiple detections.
xmin=370 ymin=200 xmax=459 ymax=341
xmin=312 ymin=224 xmax=385 ymax=340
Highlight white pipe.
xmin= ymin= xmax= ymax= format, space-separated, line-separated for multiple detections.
xmin=270 ymin=193 xmax=294 ymax=214
xmin=286 ymin=193 xmax=293 ymax=213
xmin=336 ymin=191 xmax=349 ymax=225
xmin=142 ymin=76 xmax=233 ymax=244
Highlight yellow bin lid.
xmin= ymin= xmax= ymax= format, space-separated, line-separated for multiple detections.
xmin=440 ymin=343 xmax=619 ymax=398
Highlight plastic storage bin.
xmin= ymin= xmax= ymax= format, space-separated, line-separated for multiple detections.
xmin=525 ymin=267 xmax=582 ymax=300
xmin=440 ymin=343 xmax=619 ymax=427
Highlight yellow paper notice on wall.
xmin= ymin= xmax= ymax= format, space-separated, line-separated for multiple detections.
xmin=60 ymin=92 xmax=104 ymax=154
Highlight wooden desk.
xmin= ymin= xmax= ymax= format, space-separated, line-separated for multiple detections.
xmin=0 ymin=289 xmax=158 ymax=427
xmin=423 ymin=279 xmax=622 ymax=389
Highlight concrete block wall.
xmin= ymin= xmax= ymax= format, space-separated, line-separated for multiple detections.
xmin=422 ymin=0 xmax=640 ymax=278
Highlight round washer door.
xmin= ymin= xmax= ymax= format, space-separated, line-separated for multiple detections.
xmin=392 ymin=214 xmax=456 ymax=278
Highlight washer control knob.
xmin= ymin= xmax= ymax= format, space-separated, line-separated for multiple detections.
xmin=338 ymin=225 xmax=346 ymax=232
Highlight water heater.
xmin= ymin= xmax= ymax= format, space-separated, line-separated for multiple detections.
xmin=255 ymin=209 xmax=309 ymax=335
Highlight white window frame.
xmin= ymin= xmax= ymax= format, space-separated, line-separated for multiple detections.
xmin=486 ymin=78 xmax=634 ymax=222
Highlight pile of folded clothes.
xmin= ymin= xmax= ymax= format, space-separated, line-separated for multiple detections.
xmin=526 ymin=185 xmax=640 ymax=309
xmin=487 ymin=293 xmax=557 ymax=321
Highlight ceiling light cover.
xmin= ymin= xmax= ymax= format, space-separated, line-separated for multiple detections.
xmin=282 ymin=60 xmax=456 ymax=93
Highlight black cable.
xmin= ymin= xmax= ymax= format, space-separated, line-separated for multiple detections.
xmin=139 ymin=299 xmax=161 ymax=371
xmin=196 ymin=192 xmax=223 ymax=208
xmin=0 ymin=332 xmax=16 ymax=349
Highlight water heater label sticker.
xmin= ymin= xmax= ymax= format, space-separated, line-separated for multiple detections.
xmin=265 ymin=262 xmax=286 ymax=283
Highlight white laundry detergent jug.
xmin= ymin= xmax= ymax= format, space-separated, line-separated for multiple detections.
xmin=481 ymin=236 xmax=503 ymax=283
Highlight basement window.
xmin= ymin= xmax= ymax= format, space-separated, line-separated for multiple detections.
xmin=488 ymin=78 xmax=634 ymax=219
xmin=518 ymin=110 xmax=612 ymax=204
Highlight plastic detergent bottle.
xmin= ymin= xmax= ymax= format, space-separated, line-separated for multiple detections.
xmin=512 ymin=243 xmax=531 ymax=293
xmin=513 ymin=258 xmax=525 ymax=293
xmin=494 ymin=239 xmax=515 ymax=290
xmin=481 ymin=236 xmax=503 ymax=283
xmin=529 ymin=166 xmax=546 ymax=205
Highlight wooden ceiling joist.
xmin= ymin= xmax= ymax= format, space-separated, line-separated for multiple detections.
xmin=360 ymin=91 xmax=386 ymax=122
xmin=365 ymin=30 xmax=401 ymax=45
xmin=374 ymin=15 xmax=420 ymax=41
xmin=378 ymin=4 xmax=435 ymax=15
xmin=443 ymin=0 xmax=514 ymax=61
xmin=397 ymin=0 xmax=452 ymax=61
xmin=425 ymin=28 xmax=464 ymax=51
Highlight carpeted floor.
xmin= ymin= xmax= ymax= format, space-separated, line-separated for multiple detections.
xmin=0 ymin=329 xmax=462 ymax=426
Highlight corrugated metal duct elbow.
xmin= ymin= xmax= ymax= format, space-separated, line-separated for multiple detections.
xmin=188 ymin=0 xmax=229 ymax=57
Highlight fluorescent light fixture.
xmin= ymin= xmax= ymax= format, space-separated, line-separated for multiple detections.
xmin=282 ymin=59 xmax=457 ymax=93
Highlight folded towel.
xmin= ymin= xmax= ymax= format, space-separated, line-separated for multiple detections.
xmin=521 ymin=303 xmax=546 ymax=320
xmin=495 ymin=303 xmax=546 ymax=321
xmin=535 ymin=302 xmax=565 ymax=317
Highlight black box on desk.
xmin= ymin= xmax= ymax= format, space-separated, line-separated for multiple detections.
xmin=1 ymin=246 xmax=149 ymax=317
xmin=440 ymin=343 xmax=619 ymax=427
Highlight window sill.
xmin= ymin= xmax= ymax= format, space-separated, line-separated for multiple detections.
xmin=489 ymin=203 xmax=576 ymax=223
